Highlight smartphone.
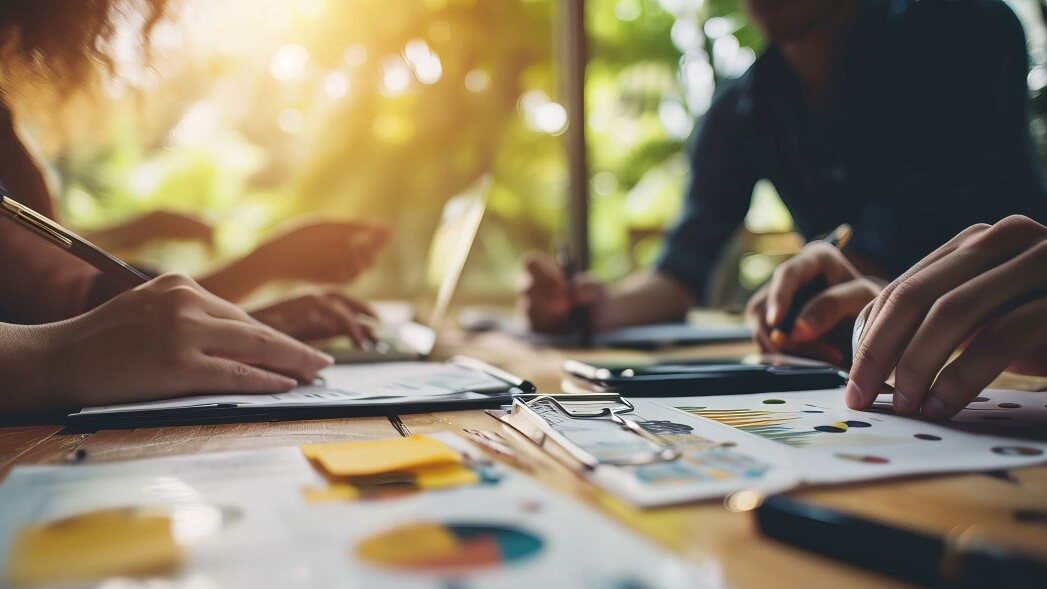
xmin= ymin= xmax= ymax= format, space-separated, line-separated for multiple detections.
xmin=562 ymin=354 xmax=847 ymax=396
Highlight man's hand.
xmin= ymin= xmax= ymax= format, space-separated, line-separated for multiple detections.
xmin=848 ymin=216 xmax=1047 ymax=419
xmin=747 ymin=242 xmax=882 ymax=365
xmin=517 ymin=252 xmax=609 ymax=334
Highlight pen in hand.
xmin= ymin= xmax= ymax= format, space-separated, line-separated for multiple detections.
xmin=1 ymin=194 xmax=150 ymax=288
xmin=770 ymin=223 xmax=852 ymax=348
xmin=556 ymin=243 xmax=593 ymax=347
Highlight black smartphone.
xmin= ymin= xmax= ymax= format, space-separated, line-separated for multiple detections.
xmin=562 ymin=354 xmax=847 ymax=396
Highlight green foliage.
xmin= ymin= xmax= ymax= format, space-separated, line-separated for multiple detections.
xmin=42 ymin=0 xmax=762 ymax=298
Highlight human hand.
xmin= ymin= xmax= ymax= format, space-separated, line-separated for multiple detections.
xmin=517 ymin=252 xmax=608 ymax=334
xmin=249 ymin=289 xmax=378 ymax=349
xmin=847 ymin=216 xmax=1047 ymax=420
xmin=747 ymin=242 xmax=882 ymax=365
xmin=42 ymin=273 xmax=333 ymax=407
xmin=252 ymin=219 xmax=390 ymax=285
xmin=88 ymin=210 xmax=214 ymax=251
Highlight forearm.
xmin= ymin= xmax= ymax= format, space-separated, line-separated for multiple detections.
xmin=196 ymin=251 xmax=267 ymax=303
xmin=0 ymin=323 xmax=61 ymax=414
xmin=602 ymin=271 xmax=697 ymax=330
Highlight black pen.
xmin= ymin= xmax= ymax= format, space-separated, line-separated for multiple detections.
xmin=555 ymin=243 xmax=592 ymax=347
xmin=1 ymin=194 xmax=150 ymax=288
xmin=756 ymin=495 xmax=1047 ymax=589
xmin=771 ymin=223 xmax=852 ymax=343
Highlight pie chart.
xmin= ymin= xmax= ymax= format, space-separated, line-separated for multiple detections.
xmin=356 ymin=522 xmax=543 ymax=575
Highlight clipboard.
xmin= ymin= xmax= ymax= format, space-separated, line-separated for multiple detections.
xmin=65 ymin=357 xmax=534 ymax=433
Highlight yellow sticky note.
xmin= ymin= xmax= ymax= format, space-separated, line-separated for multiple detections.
xmin=301 ymin=435 xmax=461 ymax=477
xmin=411 ymin=463 xmax=480 ymax=490
xmin=302 ymin=484 xmax=361 ymax=503
xmin=5 ymin=508 xmax=181 ymax=587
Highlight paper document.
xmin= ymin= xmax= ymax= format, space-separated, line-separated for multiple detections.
xmin=509 ymin=389 xmax=1047 ymax=507
xmin=0 ymin=433 xmax=708 ymax=588
xmin=77 ymin=362 xmax=509 ymax=416
xmin=660 ymin=388 xmax=1047 ymax=485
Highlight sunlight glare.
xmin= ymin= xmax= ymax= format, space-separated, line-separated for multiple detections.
xmin=464 ymin=69 xmax=490 ymax=93
xmin=324 ymin=72 xmax=351 ymax=99
xmin=270 ymin=44 xmax=310 ymax=82
xmin=277 ymin=108 xmax=305 ymax=134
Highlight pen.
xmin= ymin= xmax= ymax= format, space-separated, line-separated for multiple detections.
xmin=1 ymin=194 xmax=150 ymax=288
xmin=771 ymin=223 xmax=852 ymax=343
xmin=756 ymin=495 xmax=1047 ymax=589
xmin=555 ymin=243 xmax=592 ymax=347
xmin=462 ymin=428 xmax=537 ymax=473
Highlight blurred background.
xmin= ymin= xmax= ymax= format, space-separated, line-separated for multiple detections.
xmin=19 ymin=0 xmax=1047 ymax=309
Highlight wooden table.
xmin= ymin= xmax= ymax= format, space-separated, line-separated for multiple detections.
xmin=3 ymin=330 xmax=1046 ymax=588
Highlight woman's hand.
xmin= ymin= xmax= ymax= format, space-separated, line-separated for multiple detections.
xmin=847 ymin=216 xmax=1047 ymax=419
xmin=29 ymin=274 xmax=332 ymax=410
xmin=252 ymin=220 xmax=390 ymax=285
xmin=85 ymin=210 xmax=214 ymax=252
xmin=746 ymin=242 xmax=882 ymax=365
xmin=249 ymin=289 xmax=378 ymax=349
xmin=200 ymin=219 xmax=391 ymax=303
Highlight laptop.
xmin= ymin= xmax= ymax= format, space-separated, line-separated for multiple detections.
xmin=325 ymin=177 xmax=490 ymax=363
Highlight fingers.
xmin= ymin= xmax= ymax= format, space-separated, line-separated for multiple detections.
xmin=922 ymin=297 xmax=1047 ymax=419
xmin=848 ymin=227 xmax=1021 ymax=408
xmin=790 ymin=280 xmax=879 ymax=343
xmin=326 ymin=291 xmax=377 ymax=318
xmin=187 ymin=355 xmax=298 ymax=394
xmin=202 ymin=320 xmax=332 ymax=381
xmin=862 ymin=223 xmax=991 ymax=335
xmin=522 ymin=252 xmax=567 ymax=293
xmin=891 ymin=240 xmax=1047 ymax=414
xmin=765 ymin=243 xmax=856 ymax=328
xmin=745 ymin=288 xmax=776 ymax=352
xmin=849 ymin=217 xmax=1047 ymax=410
xmin=519 ymin=252 xmax=571 ymax=332
xmin=321 ymin=295 xmax=376 ymax=349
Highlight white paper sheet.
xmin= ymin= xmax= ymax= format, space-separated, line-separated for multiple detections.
xmin=654 ymin=388 xmax=1047 ymax=485
xmin=0 ymin=433 xmax=715 ymax=589
xmin=76 ymin=362 xmax=507 ymax=416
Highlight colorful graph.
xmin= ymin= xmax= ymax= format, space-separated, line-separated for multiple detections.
xmin=677 ymin=407 xmax=881 ymax=448
xmin=356 ymin=522 xmax=543 ymax=575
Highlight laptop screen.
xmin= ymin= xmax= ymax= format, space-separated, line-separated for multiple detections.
xmin=418 ymin=175 xmax=490 ymax=331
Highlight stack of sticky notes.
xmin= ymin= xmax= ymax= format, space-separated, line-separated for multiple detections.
xmin=300 ymin=435 xmax=479 ymax=502
xmin=5 ymin=508 xmax=182 ymax=587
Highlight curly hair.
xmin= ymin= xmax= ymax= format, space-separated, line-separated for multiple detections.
xmin=0 ymin=0 xmax=171 ymax=105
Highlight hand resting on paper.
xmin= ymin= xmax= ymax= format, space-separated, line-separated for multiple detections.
xmin=847 ymin=216 xmax=1047 ymax=420
xmin=0 ymin=273 xmax=333 ymax=414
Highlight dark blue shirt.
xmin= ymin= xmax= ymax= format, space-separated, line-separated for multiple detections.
xmin=656 ymin=0 xmax=1047 ymax=300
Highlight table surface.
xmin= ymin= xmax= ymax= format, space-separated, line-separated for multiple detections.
xmin=2 ymin=328 xmax=1046 ymax=589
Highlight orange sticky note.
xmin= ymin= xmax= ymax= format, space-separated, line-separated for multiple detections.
xmin=301 ymin=435 xmax=461 ymax=477
xmin=5 ymin=508 xmax=181 ymax=587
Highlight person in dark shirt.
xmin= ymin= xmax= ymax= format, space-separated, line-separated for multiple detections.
xmin=520 ymin=0 xmax=1047 ymax=340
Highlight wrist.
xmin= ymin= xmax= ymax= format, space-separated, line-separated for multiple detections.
xmin=0 ymin=323 xmax=65 ymax=413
